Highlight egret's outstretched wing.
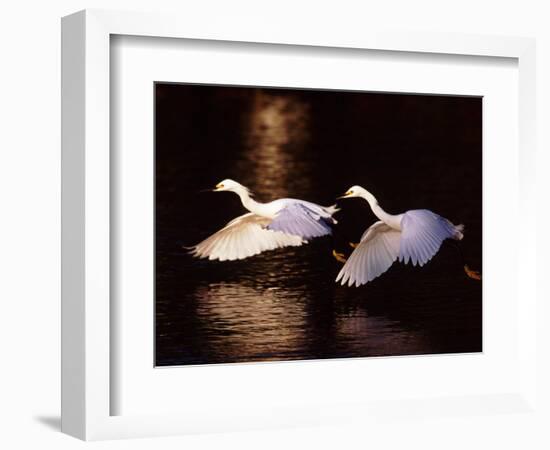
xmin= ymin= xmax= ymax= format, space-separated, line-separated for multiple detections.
xmin=190 ymin=213 xmax=304 ymax=261
xmin=398 ymin=209 xmax=460 ymax=266
xmin=267 ymin=201 xmax=335 ymax=239
xmin=336 ymin=221 xmax=401 ymax=287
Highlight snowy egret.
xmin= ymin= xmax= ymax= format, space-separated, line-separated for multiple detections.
xmin=333 ymin=185 xmax=481 ymax=287
xmin=189 ymin=179 xmax=338 ymax=261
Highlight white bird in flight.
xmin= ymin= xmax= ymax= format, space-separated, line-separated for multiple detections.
xmin=189 ymin=179 xmax=338 ymax=261
xmin=334 ymin=185 xmax=481 ymax=287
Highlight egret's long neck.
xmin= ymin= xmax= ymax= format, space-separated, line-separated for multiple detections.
xmin=360 ymin=190 xmax=401 ymax=229
xmin=234 ymin=187 xmax=263 ymax=214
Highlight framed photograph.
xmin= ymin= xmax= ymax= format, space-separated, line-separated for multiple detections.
xmin=154 ymin=83 xmax=483 ymax=368
xmin=62 ymin=9 xmax=537 ymax=440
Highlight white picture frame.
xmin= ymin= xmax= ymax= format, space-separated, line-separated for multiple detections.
xmin=61 ymin=9 xmax=537 ymax=441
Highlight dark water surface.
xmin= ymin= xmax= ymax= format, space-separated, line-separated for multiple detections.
xmin=155 ymin=84 xmax=482 ymax=366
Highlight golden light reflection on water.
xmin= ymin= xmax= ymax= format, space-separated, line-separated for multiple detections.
xmin=335 ymin=314 xmax=429 ymax=356
xmin=212 ymin=93 xmax=313 ymax=361
xmin=238 ymin=91 xmax=311 ymax=199
xmin=194 ymin=93 xmax=315 ymax=362
xmin=194 ymin=282 xmax=308 ymax=361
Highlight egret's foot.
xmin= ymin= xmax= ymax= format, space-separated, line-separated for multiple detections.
xmin=349 ymin=242 xmax=359 ymax=249
xmin=464 ymin=265 xmax=482 ymax=281
xmin=332 ymin=250 xmax=347 ymax=263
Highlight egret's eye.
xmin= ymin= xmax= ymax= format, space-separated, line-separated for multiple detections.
xmin=216 ymin=183 xmax=224 ymax=189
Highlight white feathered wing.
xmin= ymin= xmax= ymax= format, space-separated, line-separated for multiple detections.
xmin=336 ymin=221 xmax=401 ymax=287
xmin=398 ymin=210 xmax=463 ymax=267
xmin=189 ymin=213 xmax=304 ymax=261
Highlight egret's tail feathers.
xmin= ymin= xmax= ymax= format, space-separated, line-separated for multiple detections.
xmin=324 ymin=204 xmax=340 ymax=215
xmin=455 ymin=223 xmax=465 ymax=240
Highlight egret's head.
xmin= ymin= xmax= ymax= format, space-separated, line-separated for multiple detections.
xmin=213 ymin=179 xmax=246 ymax=193
xmin=338 ymin=185 xmax=367 ymax=199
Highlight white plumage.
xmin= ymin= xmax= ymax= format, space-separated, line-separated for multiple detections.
xmin=336 ymin=185 xmax=464 ymax=287
xmin=190 ymin=213 xmax=303 ymax=261
xmin=190 ymin=179 xmax=338 ymax=261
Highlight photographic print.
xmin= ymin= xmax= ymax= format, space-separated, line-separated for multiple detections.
xmin=155 ymin=83 xmax=482 ymax=367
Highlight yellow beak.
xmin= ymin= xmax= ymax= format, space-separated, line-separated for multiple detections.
xmin=337 ymin=191 xmax=352 ymax=199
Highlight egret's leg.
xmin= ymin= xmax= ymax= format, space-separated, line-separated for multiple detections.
xmin=452 ymin=241 xmax=481 ymax=281
xmin=332 ymin=249 xmax=347 ymax=263
xmin=349 ymin=242 xmax=359 ymax=249
xmin=464 ymin=265 xmax=482 ymax=280
xmin=329 ymin=225 xmax=355 ymax=263
xmin=329 ymin=230 xmax=348 ymax=263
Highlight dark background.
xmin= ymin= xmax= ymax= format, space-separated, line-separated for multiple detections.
xmin=155 ymin=83 xmax=482 ymax=366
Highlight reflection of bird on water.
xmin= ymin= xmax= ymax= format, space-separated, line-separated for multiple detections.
xmin=333 ymin=185 xmax=482 ymax=287
xmin=189 ymin=179 xmax=339 ymax=261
